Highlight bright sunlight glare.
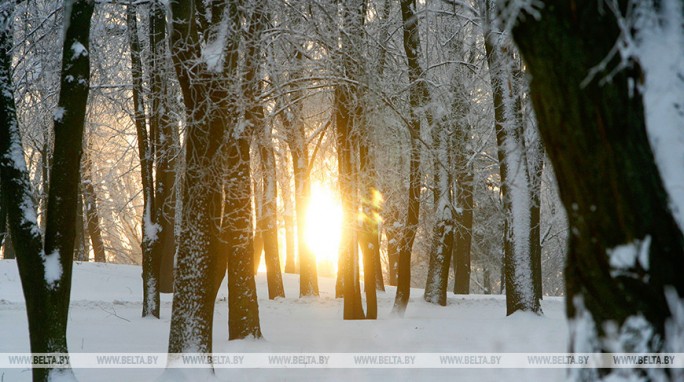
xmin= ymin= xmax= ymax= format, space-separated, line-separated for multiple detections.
xmin=305 ymin=183 xmax=343 ymax=277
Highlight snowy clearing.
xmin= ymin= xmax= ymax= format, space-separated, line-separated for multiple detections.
xmin=0 ymin=260 xmax=567 ymax=381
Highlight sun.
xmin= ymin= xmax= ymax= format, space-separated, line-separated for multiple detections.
xmin=305 ymin=182 xmax=343 ymax=277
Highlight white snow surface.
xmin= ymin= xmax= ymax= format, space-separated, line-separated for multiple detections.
xmin=0 ymin=260 xmax=567 ymax=381
xmin=42 ymin=251 xmax=63 ymax=288
xmin=607 ymin=236 xmax=651 ymax=275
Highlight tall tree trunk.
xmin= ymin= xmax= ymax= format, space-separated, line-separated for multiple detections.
xmin=148 ymin=0 xmax=178 ymax=294
xmin=481 ymin=0 xmax=540 ymax=315
xmin=0 ymin=2 xmax=94 ymax=380
xmin=279 ymin=150 xmax=297 ymax=274
xmin=82 ymin=151 xmax=106 ymax=263
xmin=245 ymin=2 xmax=284 ymax=299
xmin=512 ymin=1 xmax=684 ymax=379
xmin=424 ymin=123 xmax=454 ymax=306
xmin=224 ymin=137 xmax=263 ymax=339
xmin=288 ymin=123 xmax=319 ymax=297
xmin=167 ymin=1 xmax=262 ymax=356
xmin=73 ymin=190 xmax=88 ymax=261
xmin=128 ymin=5 xmax=160 ymax=318
xmin=452 ymin=125 xmax=474 ymax=294
xmin=528 ymin=140 xmax=544 ymax=301
xmin=392 ymin=0 xmax=429 ymax=316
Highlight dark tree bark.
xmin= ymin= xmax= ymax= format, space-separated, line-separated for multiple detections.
xmin=167 ymin=1 xmax=262 ymax=360
xmin=452 ymin=152 xmax=473 ymax=295
xmin=148 ymin=1 xmax=179 ymax=295
xmin=392 ymin=0 xmax=429 ymax=316
xmin=128 ymin=5 xmax=160 ymax=318
xmin=3 ymin=227 xmax=14 ymax=260
xmin=245 ymin=2 xmax=284 ymax=300
xmin=224 ymin=138 xmax=263 ymax=339
xmin=528 ymin=142 xmax=544 ymax=301
xmin=73 ymin=190 xmax=88 ymax=261
xmin=0 ymin=1 xmax=94 ymax=380
xmin=82 ymin=150 xmax=106 ymax=263
xmin=511 ymin=0 xmax=684 ymax=379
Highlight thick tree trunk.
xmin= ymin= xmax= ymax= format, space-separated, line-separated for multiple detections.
xmin=225 ymin=138 xmax=263 ymax=339
xmin=424 ymin=124 xmax=454 ymax=305
xmin=0 ymin=2 xmax=94 ymax=380
xmin=148 ymin=1 xmax=178 ymax=294
xmin=512 ymin=1 xmax=684 ymax=379
xmin=167 ymin=0 xmax=252 ymax=360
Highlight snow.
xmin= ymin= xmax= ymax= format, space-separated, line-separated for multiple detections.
xmin=201 ymin=17 xmax=230 ymax=73
xmin=70 ymin=41 xmax=88 ymax=60
xmin=42 ymin=250 xmax=63 ymax=288
xmin=614 ymin=0 xmax=684 ymax=231
xmin=607 ymin=235 xmax=651 ymax=275
xmin=53 ymin=107 xmax=66 ymax=123
xmin=0 ymin=260 xmax=567 ymax=381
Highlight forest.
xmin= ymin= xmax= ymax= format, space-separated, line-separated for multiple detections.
xmin=1 ymin=0 xmax=683 ymax=381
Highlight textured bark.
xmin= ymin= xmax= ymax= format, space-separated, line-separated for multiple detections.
xmin=392 ymin=0 xmax=428 ymax=316
xmin=128 ymin=6 xmax=160 ymax=318
xmin=246 ymin=3 xmax=284 ymax=300
xmin=0 ymin=2 xmax=94 ymax=380
xmin=512 ymin=1 xmax=684 ymax=379
xmin=424 ymin=123 xmax=454 ymax=306
xmin=148 ymin=1 xmax=178 ymax=294
xmin=481 ymin=1 xmax=539 ymax=315
xmin=224 ymin=138 xmax=263 ymax=339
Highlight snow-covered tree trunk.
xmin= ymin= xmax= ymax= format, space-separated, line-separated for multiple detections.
xmin=424 ymin=122 xmax=455 ymax=306
xmin=392 ymin=0 xmax=430 ymax=317
xmin=0 ymin=1 xmax=94 ymax=380
xmin=511 ymin=0 xmax=684 ymax=379
xmin=148 ymin=1 xmax=179 ymax=295
xmin=481 ymin=0 xmax=540 ymax=315
xmin=128 ymin=4 xmax=161 ymax=319
xmin=245 ymin=2 xmax=284 ymax=300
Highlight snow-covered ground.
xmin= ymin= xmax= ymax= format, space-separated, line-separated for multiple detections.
xmin=0 ymin=260 xmax=567 ymax=381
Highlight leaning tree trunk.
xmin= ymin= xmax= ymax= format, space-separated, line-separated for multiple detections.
xmin=511 ymin=1 xmax=684 ymax=380
xmin=0 ymin=1 xmax=94 ymax=380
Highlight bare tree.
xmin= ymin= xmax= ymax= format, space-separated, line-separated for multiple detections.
xmin=0 ymin=1 xmax=94 ymax=380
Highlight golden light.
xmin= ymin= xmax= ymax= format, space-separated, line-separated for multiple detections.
xmin=305 ymin=182 xmax=343 ymax=277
